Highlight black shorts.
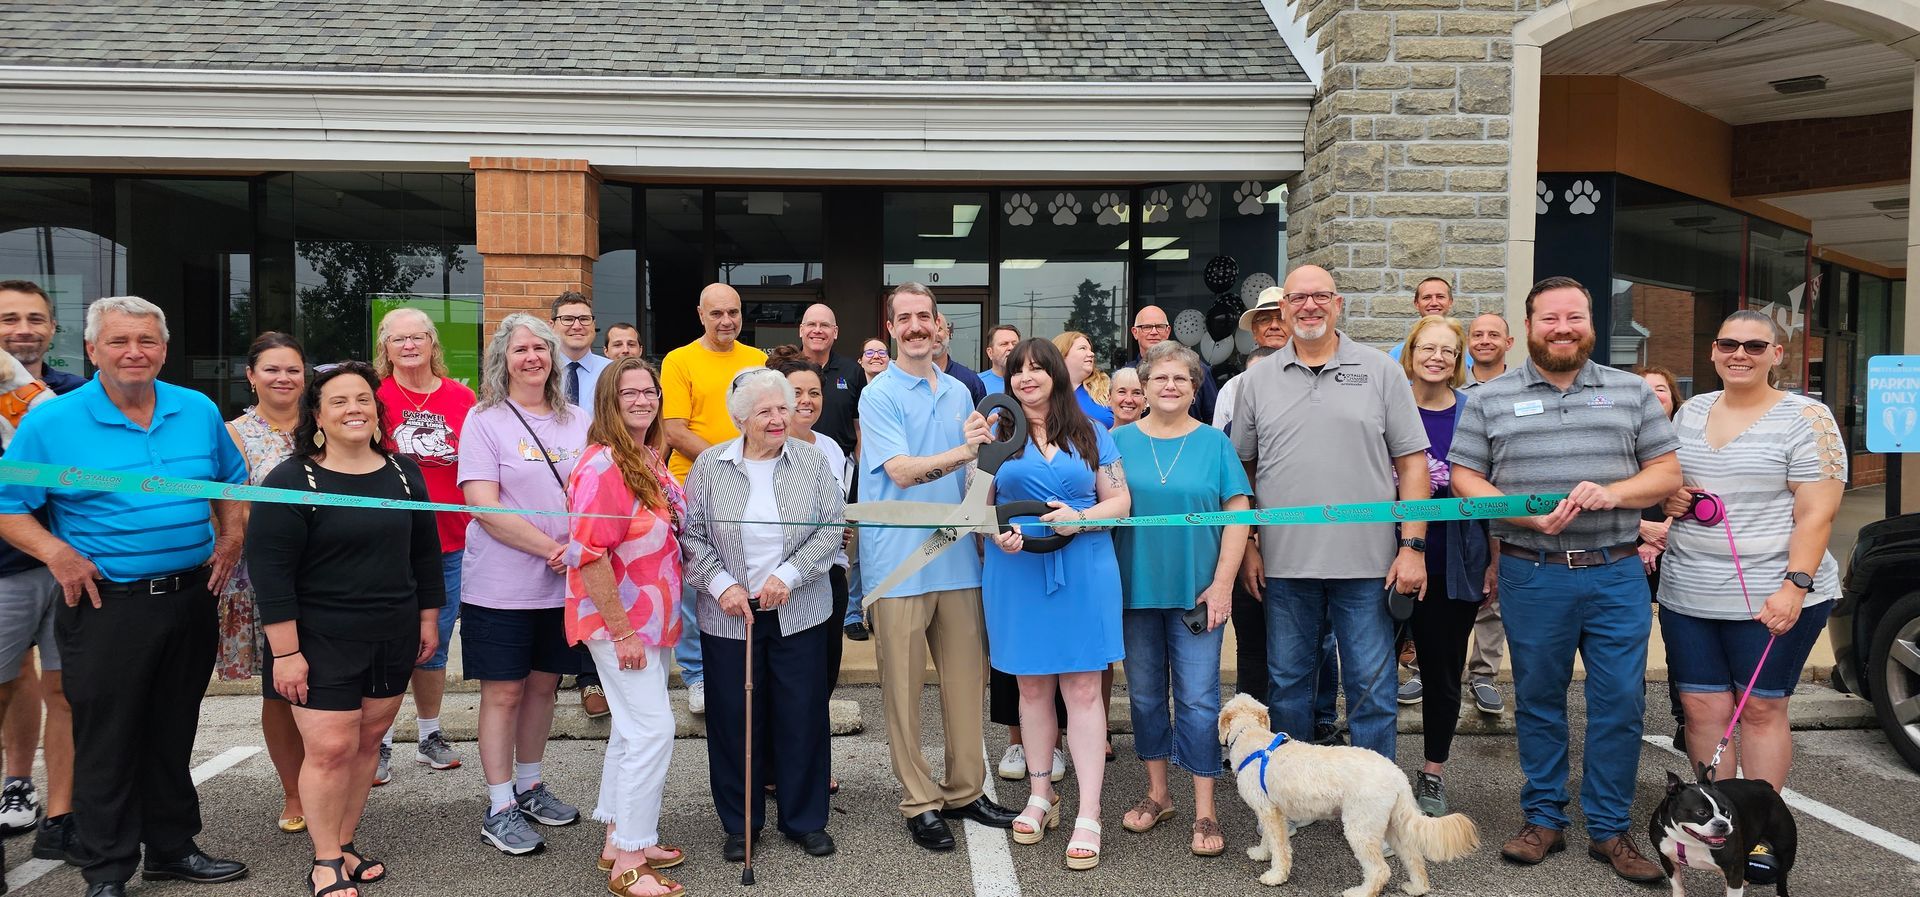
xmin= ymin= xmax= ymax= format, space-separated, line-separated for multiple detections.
xmin=265 ymin=627 xmax=418 ymax=712
xmin=459 ymin=603 xmax=582 ymax=681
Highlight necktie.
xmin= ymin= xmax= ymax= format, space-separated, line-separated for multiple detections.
xmin=566 ymin=362 xmax=582 ymax=405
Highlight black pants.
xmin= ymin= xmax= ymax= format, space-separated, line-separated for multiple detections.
xmin=703 ymin=615 xmax=833 ymax=838
xmin=56 ymin=582 xmax=218 ymax=884
xmin=826 ymin=565 xmax=848 ymax=694
xmin=1407 ymin=577 xmax=1480 ymax=765
xmin=988 ymin=667 xmax=1067 ymax=729
xmin=1230 ymin=581 xmax=1268 ymax=702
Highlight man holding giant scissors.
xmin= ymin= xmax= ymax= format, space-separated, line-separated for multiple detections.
xmin=856 ymin=282 xmax=1020 ymax=852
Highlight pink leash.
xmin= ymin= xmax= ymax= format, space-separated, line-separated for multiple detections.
xmin=1685 ymin=491 xmax=1777 ymax=776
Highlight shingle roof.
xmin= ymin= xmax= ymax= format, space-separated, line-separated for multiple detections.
xmin=0 ymin=1 xmax=1306 ymax=81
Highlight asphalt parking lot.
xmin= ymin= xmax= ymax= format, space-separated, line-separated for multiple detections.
xmin=5 ymin=681 xmax=1916 ymax=897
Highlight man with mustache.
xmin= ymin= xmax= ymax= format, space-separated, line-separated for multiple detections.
xmin=1448 ymin=276 xmax=1681 ymax=883
xmin=660 ymin=283 xmax=768 ymax=716
xmin=931 ymin=313 xmax=987 ymax=406
xmin=857 ymin=282 xmax=1019 ymax=851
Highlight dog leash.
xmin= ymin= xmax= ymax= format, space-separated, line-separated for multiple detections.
xmin=1236 ymin=732 xmax=1290 ymax=794
xmin=1679 ymin=491 xmax=1777 ymax=777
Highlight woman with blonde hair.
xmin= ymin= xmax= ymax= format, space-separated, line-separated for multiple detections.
xmin=1052 ymin=331 xmax=1113 ymax=428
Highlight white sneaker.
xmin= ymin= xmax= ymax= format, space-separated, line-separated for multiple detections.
xmin=1050 ymin=748 xmax=1067 ymax=783
xmin=688 ymin=681 xmax=706 ymax=715
xmin=997 ymin=744 xmax=1027 ymax=780
xmin=0 ymin=780 xmax=38 ymax=833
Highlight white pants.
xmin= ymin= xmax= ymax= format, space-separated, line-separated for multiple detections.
xmin=586 ymin=640 xmax=675 ymax=851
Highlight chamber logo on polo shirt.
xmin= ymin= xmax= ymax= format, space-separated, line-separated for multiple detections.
xmin=1333 ymin=371 xmax=1369 ymax=386
xmin=1587 ymin=395 xmax=1615 ymax=408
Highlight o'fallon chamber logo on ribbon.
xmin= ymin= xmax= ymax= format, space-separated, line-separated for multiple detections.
xmin=59 ymin=467 xmax=123 ymax=490
xmin=141 ymin=475 xmax=204 ymax=497
xmin=1524 ymin=494 xmax=1558 ymax=514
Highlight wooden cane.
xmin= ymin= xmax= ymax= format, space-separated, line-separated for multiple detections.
xmin=741 ymin=609 xmax=756 ymax=886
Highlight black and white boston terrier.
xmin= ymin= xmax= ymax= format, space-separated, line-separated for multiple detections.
xmin=1649 ymin=763 xmax=1796 ymax=897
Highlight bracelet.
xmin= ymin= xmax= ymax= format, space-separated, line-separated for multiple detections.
xmin=273 ymin=649 xmax=301 ymax=658
xmin=611 ymin=630 xmax=638 ymax=643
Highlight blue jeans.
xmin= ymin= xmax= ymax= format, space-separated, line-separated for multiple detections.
xmin=675 ymin=582 xmax=703 ymax=686
xmin=1314 ymin=631 xmax=1339 ymax=729
xmin=1121 ymin=609 xmax=1226 ymax=777
xmin=844 ymin=558 xmax=866 ymax=628
xmin=420 ymin=550 xmax=463 ymax=671
xmin=1500 ymin=552 xmax=1649 ymax=841
xmin=1263 ymin=578 xmax=1396 ymax=758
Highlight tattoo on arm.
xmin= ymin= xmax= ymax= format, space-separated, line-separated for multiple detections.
xmin=910 ymin=455 xmax=968 ymax=486
xmin=1102 ymin=459 xmax=1125 ymax=490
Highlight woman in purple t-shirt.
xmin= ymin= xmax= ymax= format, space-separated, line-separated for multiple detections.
xmin=457 ymin=313 xmax=593 ymax=855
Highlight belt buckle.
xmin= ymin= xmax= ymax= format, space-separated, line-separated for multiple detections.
xmin=149 ymin=575 xmax=177 ymax=596
xmin=1564 ymin=549 xmax=1591 ymax=569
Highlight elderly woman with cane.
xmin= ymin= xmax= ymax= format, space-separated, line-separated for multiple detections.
xmin=565 ymin=356 xmax=691 ymax=897
xmin=682 ymin=367 xmax=845 ymax=866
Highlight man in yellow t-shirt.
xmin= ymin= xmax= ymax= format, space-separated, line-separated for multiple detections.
xmin=661 ymin=283 xmax=768 ymax=483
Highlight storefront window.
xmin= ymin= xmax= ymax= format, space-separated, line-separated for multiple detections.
xmin=715 ymin=190 xmax=825 ymax=348
xmin=1138 ymin=181 xmax=1284 ymax=374
xmin=1745 ymin=221 xmax=1811 ymax=394
xmin=114 ymin=179 xmax=255 ymax=406
xmin=1850 ymin=274 xmax=1892 ymax=450
xmin=1608 ymin=179 xmax=1742 ymax=396
xmin=595 ymin=182 xmax=640 ymax=352
xmin=883 ymin=192 xmax=989 ymax=287
xmin=644 ymin=188 xmax=706 ymax=352
xmin=0 ymin=175 xmax=123 ymax=379
xmin=997 ymin=188 xmax=1130 ymax=367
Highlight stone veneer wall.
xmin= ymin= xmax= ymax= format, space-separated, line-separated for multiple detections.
xmin=1287 ymin=0 xmax=1543 ymax=344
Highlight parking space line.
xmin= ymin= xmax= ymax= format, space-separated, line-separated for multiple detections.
xmin=1643 ymin=735 xmax=1920 ymax=863
xmin=967 ymin=740 xmax=1022 ymax=897
xmin=5 ymin=746 xmax=262 ymax=894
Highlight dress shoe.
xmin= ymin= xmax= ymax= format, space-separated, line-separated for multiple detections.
xmin=941 ymin=795 xmax=1019 ymax=829
xmin=140 ymin=850 xmax=249 ymax=883
xmin=907 ymin=811 xmax=955 ymax=851
xmin=84 ymin=884 xmax=127 ymax=897
xmin=1499 ymin=822 xmax=1565 ymax=864
xmin=785 ymin=829 xmax=836 ymax=857
xmin=721 ymin=831 xmax=760 ymax=863
xmin=1588 ymin=835 xmax=1663 ymax=882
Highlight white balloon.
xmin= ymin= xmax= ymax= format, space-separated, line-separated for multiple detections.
xmin=1241 ymin=273 xmax=1276 ymax=305
xmin=1201 ymin=333 xmax=1234 ymax=365
xmin=1235 ymin=328 xmax=1256 ymax=355
xmin=1173 ymin=308 xmax=1206 ymax=347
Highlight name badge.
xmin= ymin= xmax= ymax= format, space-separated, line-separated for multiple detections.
xmin=1514 ymin=399 xmax=1545 ymax=417
xmin=836 ymin=377 xmax=848 ymax=390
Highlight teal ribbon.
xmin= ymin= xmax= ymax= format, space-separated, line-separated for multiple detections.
xmin=0 ymin=460 xmax=1564 ymax=528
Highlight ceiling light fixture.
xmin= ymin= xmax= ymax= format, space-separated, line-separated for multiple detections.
xmin=1001 ymin=259 xmax=1048 ymax=269
xmin=1769 ymin=75 xmax=1828 ymax=95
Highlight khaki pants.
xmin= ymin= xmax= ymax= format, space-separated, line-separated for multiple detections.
xmin=1466 ymin=596 xmax=1506 ymax=683
xmin=869 ymin=587 xmax=988 ymax=817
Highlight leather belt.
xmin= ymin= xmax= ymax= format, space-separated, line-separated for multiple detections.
xmin=94 ymin=565 xmax=210 ymax=597
xmin=1498 ymin=542 xmax=1638 ymax=569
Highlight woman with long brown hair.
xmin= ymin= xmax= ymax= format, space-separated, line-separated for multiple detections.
xmin=564 ymin=355 xmax=691 ymax=897
xmin=986 ymin=338 xmax=1131 ymax=870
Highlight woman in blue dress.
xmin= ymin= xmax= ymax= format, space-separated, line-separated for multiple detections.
xmin=985 ymin=338 xmax=1131 ymax=871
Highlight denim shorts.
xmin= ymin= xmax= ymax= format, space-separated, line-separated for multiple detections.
xmin=460 ymin=603 xmax=582 ymax=681
xmin=1661 ymin=601 xmax=1833 ymax=700
xmin=419 ymin=550 xmax=463 ymax=672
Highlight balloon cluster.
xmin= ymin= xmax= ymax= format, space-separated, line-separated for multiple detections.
xmin=1176 ymin=255 xmax=1265 ymax=363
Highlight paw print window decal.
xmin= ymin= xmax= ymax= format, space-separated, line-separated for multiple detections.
xmin=1004 ymin=192 xmax=1038 ymax=227
xmin=1232 ymin=181 xmax=1266 ymax=215
xmin=1564 ymin=179 xmax=1602 ymax=215
xmin=1047 ymin=192 xmax=1083 ymax=227
xmin=1092 ymin=192 xmax=1127 ymax=226
xmin=1182 ymin=183 xmax=1213 ymax=219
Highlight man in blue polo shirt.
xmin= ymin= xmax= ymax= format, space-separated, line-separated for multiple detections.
xmin=0 ymin=296 xmax=250 ymax=897
xmin=859 ymin=282 xmax=1018 ymax=852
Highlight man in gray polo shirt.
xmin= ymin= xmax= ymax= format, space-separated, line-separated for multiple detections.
xmin=1449 ymin=276 xmax=1679 ymax=883
xmin=1232 ymin=264 xmax=1430 ymax=761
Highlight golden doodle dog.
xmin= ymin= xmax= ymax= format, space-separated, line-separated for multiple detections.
xmin=1220 ymin=693 xmax=1479 ymax=897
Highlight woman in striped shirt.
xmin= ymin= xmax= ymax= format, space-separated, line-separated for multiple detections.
xmin=1656 ymin=309 xmax=1847 ymax=793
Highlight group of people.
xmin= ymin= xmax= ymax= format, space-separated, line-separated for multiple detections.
xmin=0 ymin=263 xmax=1847 ymax=896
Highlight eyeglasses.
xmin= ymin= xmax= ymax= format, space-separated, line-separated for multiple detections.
xmin=801 ymin=321 xmax=837 ymax=330
xmin=1133 ymin=323 xmax=1171 ymax=333
xmin=1413 ymin=344 xmax=1460 ymax=360
xmin=618 ymin=387 xmax=661 ymax=402
xmin=861 ymin=349 xmax=889 ymax=358
xmin=553 ymin=314 xmax=595 ymax=326
xmin=1283 ymin=291 xmax=1337 ymax=307
xmin=1711 ymin=338 xmax=1773 ymax=355
xmin=1147 ymin=374 xmax=1194 ymax=388
xmin=387 ymin=333 xmax=430 ymax=346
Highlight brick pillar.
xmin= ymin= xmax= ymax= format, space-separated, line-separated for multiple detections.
xmin=1288 ymin=0 xmax=1530 ymax=345
xmin=470 ymin=157 xmax=601 ymax=329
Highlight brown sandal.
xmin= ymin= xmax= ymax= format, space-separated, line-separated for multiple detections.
xmin=600 ymin=845 xmax=683 ymax=873
xmin=608 ymin=865 xmax=684 ymax=897
xmin=1121 ymin=796 xmax=1174 ymax=833
xmin=1191 ymin=817 xmax=1225 ymax=857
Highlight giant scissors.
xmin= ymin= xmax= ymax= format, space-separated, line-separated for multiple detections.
xmin=847 ymin=394 xmax=1072 ymax=608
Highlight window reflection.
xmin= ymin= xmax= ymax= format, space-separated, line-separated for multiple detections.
xmin=1746 ymin=221 xmax=1812 ymax=394
xmin=997 ymin=189 xmax=1129 ymax=368
xmin=1608 ymin=180 xmax=1742 ymax=397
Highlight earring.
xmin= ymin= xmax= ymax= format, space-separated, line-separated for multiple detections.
xmin=313 ymin=431 xmax=326 ymax=449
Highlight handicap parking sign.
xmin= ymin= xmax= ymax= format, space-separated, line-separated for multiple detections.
xmin=1866 ymin=355 xmax=1920 ymax=452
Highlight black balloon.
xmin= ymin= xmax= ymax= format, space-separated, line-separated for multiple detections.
xmin=1219 ymin=292 xmax=1246 ymax=316
xmin=1206 ymin=298 xmax=1237 ymax=341
xmin=1203 ymin=255 xmax=1239 ymax=293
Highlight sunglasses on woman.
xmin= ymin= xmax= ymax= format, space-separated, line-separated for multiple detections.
xmin=1711 ymin=338 xmax=1773 ymax=355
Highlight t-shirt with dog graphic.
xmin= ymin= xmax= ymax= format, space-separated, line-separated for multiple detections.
xmin=379 ymin=377 xmax=477 ymax=552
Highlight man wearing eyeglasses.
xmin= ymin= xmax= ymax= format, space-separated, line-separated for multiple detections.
xmin=798 ymin=304 xmax=861 ymax=456
xmin=1124 ymin=306 xmax=1217 ymax=422
xmin=550 ymin=292 xmax=611 ymax=421
xmin=1231 ymin=265 xmax=1431 ymax=771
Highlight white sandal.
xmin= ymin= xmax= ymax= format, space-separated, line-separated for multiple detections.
xmin=1065 ymin=817 xmax=1102 ymax=870
xmin=1010 ymin=794 xmax=1059 ymax=845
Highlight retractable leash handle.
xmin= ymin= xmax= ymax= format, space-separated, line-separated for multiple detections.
xmin=1676 ymin=490 xmax=1772 ymax=777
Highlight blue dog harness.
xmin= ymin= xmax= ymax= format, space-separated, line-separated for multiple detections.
xmin=1236 ymin=732 xmax=1290 ymax=792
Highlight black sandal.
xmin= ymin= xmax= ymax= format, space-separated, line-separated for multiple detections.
xmin=311 ymin=857 xmax=356 ymax=897
xmin=340 ymin=841 xmax=386 ymax=883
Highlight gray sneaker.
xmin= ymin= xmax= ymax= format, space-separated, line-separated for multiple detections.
xmin=514 ymin=783 xmax=580 ymax=826
xmin=1471 ymin=680 xmax=1504 ymax=714
xmin=1415 ymin=771 xmax=1448 ymax=817
xmin=372 ymin=743 xmax=393 ymax=786
xmin=481 ymin=804 xmax=545 ymax=855
xmin=416 ymin=732 xmax=462 ymax=770
xmin=1398 ymin=676 xmax=1424 ymax=705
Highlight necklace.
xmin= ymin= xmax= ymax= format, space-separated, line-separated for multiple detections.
xmin=395 ymin=376 xmax=440 ymax=413
xmin=1147 ymin=429 xmax=1192 ymax=484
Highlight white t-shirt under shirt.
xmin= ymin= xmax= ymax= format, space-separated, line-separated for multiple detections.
xmin=804 ymin=434 xmax=851 ymax=568
xmin=739 ymin=456 xmax=785 ymax=595
xmin=456 ymin=400 xmax=591 ymax=610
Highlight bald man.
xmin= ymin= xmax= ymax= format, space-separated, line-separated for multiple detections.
xmin=799 ymin=303 xmax=862 ymax=454
xmin=1125 ymin=305 xmax=1218 ymax=422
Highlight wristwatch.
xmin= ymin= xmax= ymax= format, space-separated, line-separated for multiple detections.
xmin=1783 ymin=571 xmax=1814 ymax=591
xmin=1399 ymin=537 xmax=1427 ymax=553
